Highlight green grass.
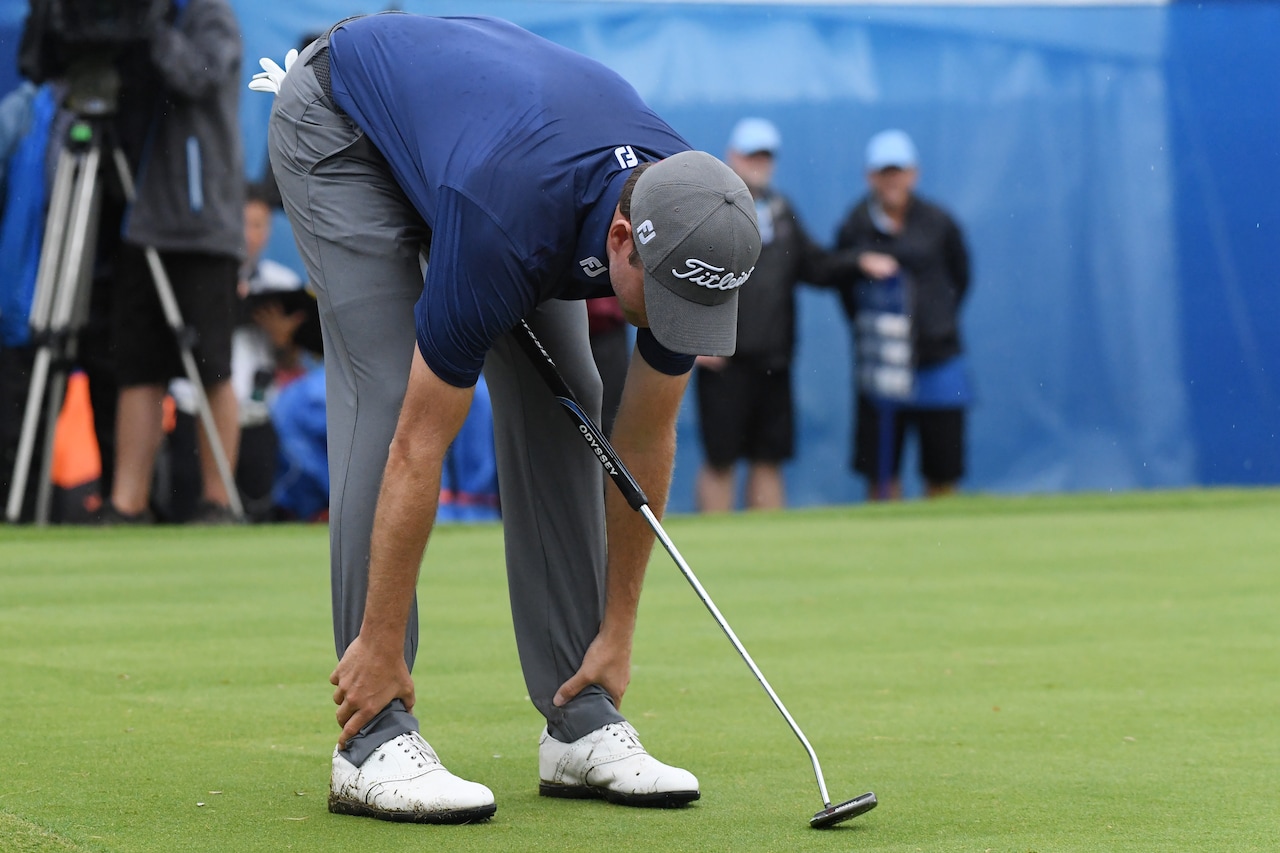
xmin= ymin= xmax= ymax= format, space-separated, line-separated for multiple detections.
xmin=2 ymin=489 xmax=1278 ymax=852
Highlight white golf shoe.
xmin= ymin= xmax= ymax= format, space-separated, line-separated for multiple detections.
xmin=538 ymin=721 xmax=700 ymax=807
xmin=328 ymin=731 xmax=496 ymax=823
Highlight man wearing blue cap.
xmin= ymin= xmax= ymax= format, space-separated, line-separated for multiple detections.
xmin=833 ymin=129 xmax=972 ymax=500
xmin=695 ymin=117 xmax=855 ymax=512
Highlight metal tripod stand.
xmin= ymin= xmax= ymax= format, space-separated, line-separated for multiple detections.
xmin=4 ymin=73 xmax=243 ymax=524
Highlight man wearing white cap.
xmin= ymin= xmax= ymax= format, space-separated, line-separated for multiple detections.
xmin=695 ymin=117 xmax=855 ymax=512
xmin=834 ymin=129 xmax=972 ymax=500
xmin=250 ymin=12 xmax=760 ymax=825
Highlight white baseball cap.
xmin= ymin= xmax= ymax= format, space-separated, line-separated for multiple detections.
xmin=865 ymin=129 xmax=918 ymax=171
xmin=728 ymin=117 xmax=782 ymax=156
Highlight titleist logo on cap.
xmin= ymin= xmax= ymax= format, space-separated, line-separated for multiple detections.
xmin=671 ymin=259 xmax=755 ymax=291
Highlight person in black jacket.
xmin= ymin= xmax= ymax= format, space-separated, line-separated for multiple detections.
xmin=695 ymin=118 xmax=852 ymax=512
xmin=833 ymin=129 xmax=971 ymax=500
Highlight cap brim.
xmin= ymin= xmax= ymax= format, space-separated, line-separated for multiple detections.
xmin=643 ymin=272 xmax=739 ymax=357
xmin=868 ymin=160 xmax=915 ymax=171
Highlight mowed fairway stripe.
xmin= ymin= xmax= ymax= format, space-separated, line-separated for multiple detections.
xmin=0 ymin=812 xmax=88 ymax=852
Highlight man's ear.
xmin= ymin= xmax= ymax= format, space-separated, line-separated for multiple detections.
xmin=606 ymin=215 xmax=635 ymax=264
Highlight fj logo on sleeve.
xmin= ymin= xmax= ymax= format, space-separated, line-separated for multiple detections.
xmin=614 ymin=145 xmax=639 ymax=169
xmin=579 ymin=257 xmax=608 ymax=277
xmin=636 ymin=220 xmax=657 ymax=245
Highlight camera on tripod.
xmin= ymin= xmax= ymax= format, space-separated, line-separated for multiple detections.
xmin=19 ymin=0 xmax=170 ymax=114
xmin=49 ymin=0 xmax=169 ymax=47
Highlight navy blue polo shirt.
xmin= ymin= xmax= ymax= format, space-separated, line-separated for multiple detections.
xmin=326 ymin=14 xmax=695 ymax=387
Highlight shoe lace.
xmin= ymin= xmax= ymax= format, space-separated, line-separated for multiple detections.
xmin=603 ymin=723 xmax=644 ymax=753
xmin=399 ymin=732 xmax=443 ymax=769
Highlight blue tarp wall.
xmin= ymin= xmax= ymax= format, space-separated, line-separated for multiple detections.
xmin=1 ymin=1 xmax=1276 ymax=512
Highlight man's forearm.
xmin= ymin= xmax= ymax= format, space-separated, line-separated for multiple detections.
xmin=599 ymin=434 xmax=672 ymax=639
xmin=597 ymin=357 xmax=688 ymax=640
xmin=360 ymin=443 xmax=444 ymax=648
xmin=358 ymin=350 xmax=476 ymax=649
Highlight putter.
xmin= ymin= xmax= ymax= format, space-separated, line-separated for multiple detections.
xmin=514 ymin=320 xmax=877 ymax=829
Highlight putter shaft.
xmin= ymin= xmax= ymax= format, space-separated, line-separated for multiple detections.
xmin=514 ymin=320 xmax=837 ymax=807
xmin=638 ymin=503 xmax=835 ymax=806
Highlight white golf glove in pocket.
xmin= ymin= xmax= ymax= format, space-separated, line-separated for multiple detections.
xmin=248 ymin=49 xmax=299 ymax=95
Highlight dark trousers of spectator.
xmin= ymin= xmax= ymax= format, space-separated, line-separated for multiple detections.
xmin=161 ymin=409 xmax=276 ymax=522
xmin=163 ymin=412 xmax=277 ymax=523
xmin=588 ymin=325 xmax=629 ymax=438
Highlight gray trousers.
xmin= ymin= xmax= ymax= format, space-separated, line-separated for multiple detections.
xmin=268 ymin=40 xmax=625 ymax=765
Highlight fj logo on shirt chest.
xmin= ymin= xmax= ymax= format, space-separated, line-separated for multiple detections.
xmin=579 ymin=257 xmax=608 ymax=277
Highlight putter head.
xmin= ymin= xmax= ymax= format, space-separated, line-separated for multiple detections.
xmin=810 ymin=792 xmax=877 ymax=828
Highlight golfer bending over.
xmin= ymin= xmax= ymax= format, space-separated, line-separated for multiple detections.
xmin=253 ymin=13 xmax=759 ymax=823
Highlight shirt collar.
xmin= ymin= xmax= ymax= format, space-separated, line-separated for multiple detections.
xmin=569 ymin=167 xmax=633 ymax=288
xmin=869 ymin=196 xmax=910 ymax=236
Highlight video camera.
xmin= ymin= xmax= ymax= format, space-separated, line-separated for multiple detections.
xmin=19 ymin=0 xmax=170 ymax=86
xmin=55 ymin=0 xmax=169 ymax=45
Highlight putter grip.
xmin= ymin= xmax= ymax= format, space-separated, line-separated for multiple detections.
xmin=514 ymin=321 xmax=649 ymax=511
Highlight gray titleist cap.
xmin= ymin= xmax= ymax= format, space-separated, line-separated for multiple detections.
xmin=631 ymin=151 xmax=761 ymax=356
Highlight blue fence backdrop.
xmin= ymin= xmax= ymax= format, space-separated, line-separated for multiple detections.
xmin=1 ymin=1 xmax=1276 ymax=512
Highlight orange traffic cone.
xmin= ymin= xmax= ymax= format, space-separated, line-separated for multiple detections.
xmin=50 ymin=371 xmax=103 ymax=522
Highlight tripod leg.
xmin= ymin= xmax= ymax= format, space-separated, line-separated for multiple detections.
xmin=34 ymin=372 xmax=69 ymax=522
xmin=6 ymin=144 xmax=102 ymax=524
xmin=5 ymin=147 xmax=78 ymax=522
xmin=36 ymin=144 xmax=105 ymax=524
xmin=7 ymin=348 xmax=54 ymax=523
xmin=27 ymin=148 xmax=80 ymax=337
xmin=111 ymin=147 xmax=244 ymax=519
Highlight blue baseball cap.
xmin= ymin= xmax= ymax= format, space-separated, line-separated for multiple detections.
xmin=865 ymin=129 xmax=918 ymax=171
xmin=728 ymin=117 xmax=782 ymax=156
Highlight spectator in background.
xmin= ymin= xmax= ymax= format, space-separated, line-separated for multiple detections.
xmin=169 ymin=180 xmax=325 ymax=522
xmin=102 ymin=0 xmax=246 ymax=524
xmin=269 ymin=353 xmax=328 ymax=521
xmin=0 ymin=80 xmax=38 ymax=203
xmin=695 ymin=118 xmax=855 ymax=512
xmin=0 ymin=79 xmax=52 ymax=515
xmin=833 ymin=129 xmax=972 ymax=500
xmin=436 ymin=375 xmax=500 ymax=524
xmin=234 ymin=180 xmax=321 ymax=518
